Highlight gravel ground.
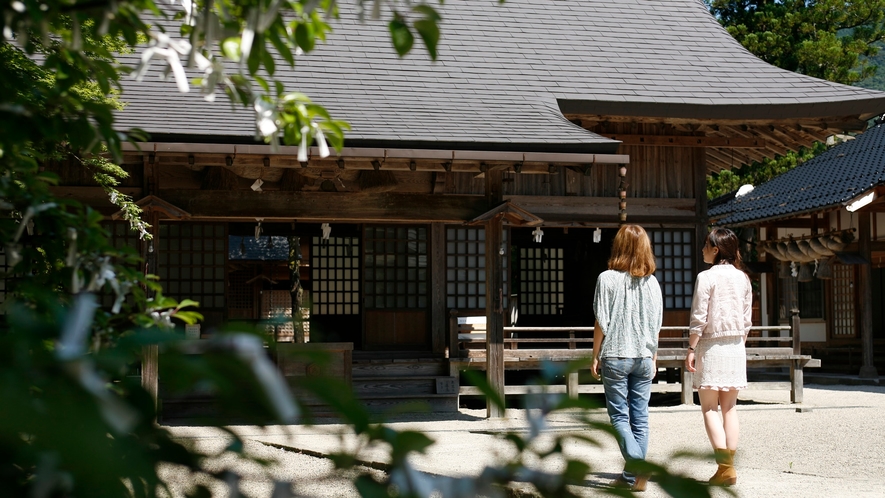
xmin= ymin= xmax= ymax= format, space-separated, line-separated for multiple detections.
xmin=164 ymin=384 xmax=885 ymax=497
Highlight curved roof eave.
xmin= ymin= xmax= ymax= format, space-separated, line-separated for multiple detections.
xmin=558 ymin=99 xmax=884 ymax=123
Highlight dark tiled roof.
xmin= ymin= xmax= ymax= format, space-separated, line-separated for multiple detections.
xmin=114 ymin=0 xmax=885 ymax=151
xmin=709 ymin=124 xmax=885 ymax=226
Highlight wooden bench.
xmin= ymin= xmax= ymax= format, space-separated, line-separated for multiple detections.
xmin=449 ymin=311 xmax=820 ymax=405
xmin=448 ymin=311 xmax=595 ymax=398
xmin=657 ymin=323 xmax=820 ymax=404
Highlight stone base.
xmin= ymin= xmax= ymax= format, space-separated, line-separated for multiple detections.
xmin=858 ymin=365 xmax=880 ymax=379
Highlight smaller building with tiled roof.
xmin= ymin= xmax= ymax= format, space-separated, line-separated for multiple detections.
xmin=710 ymin=124 xmax=885 ymax=227
xmin=709 ymin=124 xmax=885 ymax=379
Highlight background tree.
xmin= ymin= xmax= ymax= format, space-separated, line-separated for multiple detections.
xmin=708 ymin=0 xmax=885 ymax=85
xmin=705 ymin=0 xmax=885 ymax=198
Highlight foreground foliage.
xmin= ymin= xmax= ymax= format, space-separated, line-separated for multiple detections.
xmin=1 ymin=0 xmax=715 ymax=495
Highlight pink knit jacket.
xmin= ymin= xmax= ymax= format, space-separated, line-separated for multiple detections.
xmin=689 ymin=264 xmax=752 ymax=338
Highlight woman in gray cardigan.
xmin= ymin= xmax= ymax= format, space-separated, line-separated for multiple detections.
xmin=592 ymin=225 xmax=663 ymax=492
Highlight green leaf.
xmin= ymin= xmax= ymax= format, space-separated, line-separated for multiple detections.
xmin=462 ymin=369 xmax=505 ymax=412
xmin=413 ymin=19 xmax=440 ymax=60
xmin=222 ymin=38 xmax=241 ymax=61
xmin=261 ymin=46 xmax=276 ymax=76
xmin=390 ymin=430 xmax=435 ymax=463
xmin=562 ymin=459 xmax=591 ymax=483
xmin=354 ymin=475 xmax=389 ymax=498
xmin=267 ymin=29 xmax=295 ymax=66
xmin=412 ymin=5 xmax=442 ymax=22
xmin=388 ymin=17 xmax=414 ymax=56
xmin=174 ymin=311 xmax=204 ymax=325
xmin=255 ymin=74 xmax=270 ymax=93
xmin=295 ymin=23 xmax=315 ymax=52
xmin=176 ymin=299 xmax=201 ymax=309
xmin=247 ymin=38 xmax=262 ymax=75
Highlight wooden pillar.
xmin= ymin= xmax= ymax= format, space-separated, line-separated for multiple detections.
xmin=142 ymin=209 xmax=161 ymax=411
xmin=287 ymin=235 xmax=305 ymax=343
xmin=857 ymin=212 xmax=879 ymax=378
xmin=683 ymin=147 xmax=708 ymax=406
xmin=790 ymin=359 xmax=804 ymax=404
xmin=431 ymin=223 xmax=446 ymax=354
xmin=139 ymin=151 xmax=160 ymax=416
xmin=790 ymin=309 xmax=803 ymax=403
xmin=694 ymin=147 xmax=709 ymax=257
xmin=566 ymin=371 xmax=579 ymax=399
xmin=681 ymin=368 xmax=694 ymax=405
xmin=484 ymin=168 xmax=505 ymax=418
xmin=484 ymin=214 xmax=505 ymax=418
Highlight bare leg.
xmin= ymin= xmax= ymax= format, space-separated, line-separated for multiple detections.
xmin=699 ymin=389 xmax=740 ymax=486
xmin=719 ymin=389 xmax=740 ymax=451
xmin=698 ymin=389 xmax=726 ymax=450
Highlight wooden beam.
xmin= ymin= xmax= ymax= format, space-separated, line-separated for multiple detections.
xmin=504 ymin=195 xmax=697 ymax=220
xmin=567 ymin=113 xmax=871 ymax=132
xmin=705 ymin=148 xmax=743 ymax=171
xmin=157 ymin=189 xmax=490 ymax=222
xmin=722 ymin=125 xmax=791 ymax=157
xmin=601 ymin=134 xmax=765 ymax=148
xmin=49 ymin=186 xmax=143 ymax=207
xmin=705 ymin=154 xmax=731 ymax=173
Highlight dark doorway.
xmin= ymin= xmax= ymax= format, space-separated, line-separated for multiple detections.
xmin=510 ymin=227 xmax=614 ymax=328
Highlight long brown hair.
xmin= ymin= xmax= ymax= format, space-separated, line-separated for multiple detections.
xmin=608 ymin=224 xmax=656 ymax=277
xmin=707 ymin=227 xmax=743 ymax=269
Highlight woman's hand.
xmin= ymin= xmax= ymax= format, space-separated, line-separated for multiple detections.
xmin=685 ymin=351 xmax=696 ymax=372
xmin=591 ymin=356 xmax=601 ymax=380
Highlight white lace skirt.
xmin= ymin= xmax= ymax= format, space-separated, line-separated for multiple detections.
xmin=693 ymin=335 xmax=747 ymax=391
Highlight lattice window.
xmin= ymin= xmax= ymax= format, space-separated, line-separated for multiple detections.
xmin=779 ymin=275 xmax=825 ymax=320
xmin=446 ymin=227 xmax=486 ymax=309
xmin=798 ymin=280 xmax=825 ymax=319
xmin=262 ymin=289 xmax=295 ymax=341
xmin=364 ymin=226 xmax=427 ymax=309
xmin=158 ymin=223 xmax=226 ymax=309
xmin=519 ymin=247 xmax=564 ymax=315
xmin=650 ymin=230 xmax=694 ymax=310
xmin=832 ymin=264 xmax=856 ymax=337
xmin=227 ymin=266 xmax=255 ymax=319
xmin=311 ymin=236 xmax=360 ymax=315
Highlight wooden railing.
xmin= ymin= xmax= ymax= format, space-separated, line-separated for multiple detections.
xmin=449 ymin=310 xmax=819 ymax=405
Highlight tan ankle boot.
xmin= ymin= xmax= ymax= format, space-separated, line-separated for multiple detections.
xmin=709 ymin=448 xmax=737 ymax=486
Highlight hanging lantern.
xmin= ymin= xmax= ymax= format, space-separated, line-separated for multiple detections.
xmin=797 ymin=262 xmax=814 ymax=282
xmin=532 ymin=226 xmax=544 ymax=243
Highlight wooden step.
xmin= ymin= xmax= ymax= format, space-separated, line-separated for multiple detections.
xmin=357 ymin=394 xmax=459 ymax=413
xmin=352 ymin=350 xmax=445 ymax=361
xmin=352 ymin=376 xmax=456 ymax=397
xmin=352 ymin=359 xmax=449 ymax=377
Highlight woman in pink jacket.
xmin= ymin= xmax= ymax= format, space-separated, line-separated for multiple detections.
xmin=685 ymin=228 xmax=752 ymax=486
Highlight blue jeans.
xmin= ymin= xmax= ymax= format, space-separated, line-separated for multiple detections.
xmin=601 ymin=357 xmax=654 ymax=484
